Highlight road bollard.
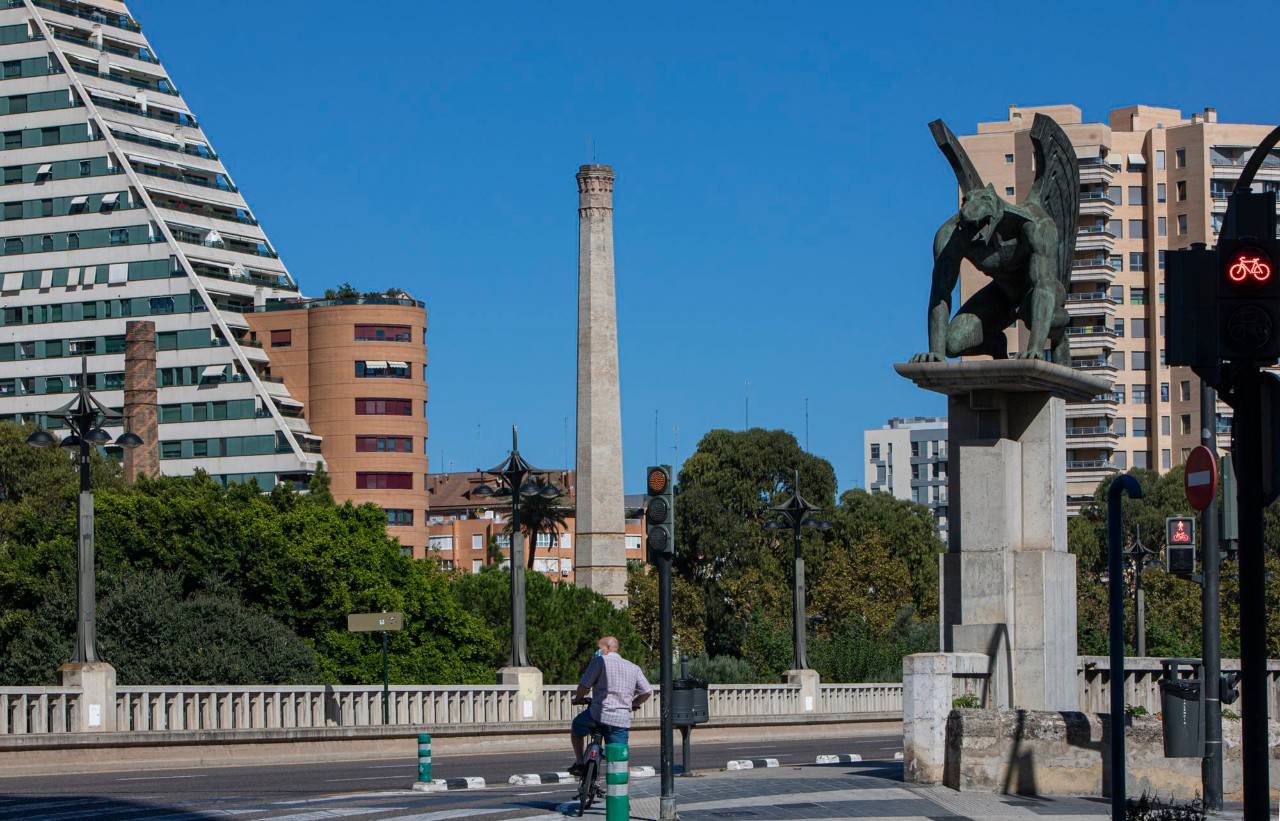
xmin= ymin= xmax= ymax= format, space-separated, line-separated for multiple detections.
xmin=606 ymin=742 xmax=629 ymax=821
xmin=417 ymin=732 xmax=431 ymax=783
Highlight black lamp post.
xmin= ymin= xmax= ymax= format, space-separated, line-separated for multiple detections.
xmin=765 ymin=470 xmax=830 ymax=671
xmin=26 ymin=356 xmax=143 ymax=665
xmin=1101 ymin=526 xmax=1161 ymax=657
xmin=472 ymin=426 xmax=560 ymax=668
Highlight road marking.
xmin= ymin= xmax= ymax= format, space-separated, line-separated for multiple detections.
xmin=115 ymin=774 xmax=205 ymax=781
xmin=273 ymin=791 xmax=412 ymax=805
xmin=324 ymin=775 xmax=410 ymax=782
xmin=364 ymin=764 xmax=411 ymax=769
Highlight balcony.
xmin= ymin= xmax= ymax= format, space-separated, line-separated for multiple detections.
xmin=1078 ymin=191 xmax=1117 ymax=218
xmin=51 ymin=30 xmax=157 ymax=63
xmin=24 ymin=0 xmax=141 ymax=33
xmin=72 ymin=63 xmax=177 ymax=97
xmin=1070 ymin=256 xmax=1118 ymax=286
xmin=1071 ymin=357 xmax=1118 ymax=378
xmin=1066 ymin=425 xmax=1120 ymax=450
xmin=111 ymin=129 xmax=217 ymax=162
xmin=1075 ymin=226 xmax=1116 ymax=254
xmin=1066 ymin=458 xmax=1119 ymax=486
xmin=170 ymin=227 xmax=278 ymax=259
xmin=1078 ymin=157 xmax=1116 ymax=186
xmin=1065 ymin=324 xmax=1118 ymax=350
xmin=1065 ymin=290 xmax=1118 ymax=320
xmin=1067 ymin=393 xmax=1119 ymax=419
xmin=133 ymin=163 xmax=237 ymax=194
xmin=89 ymin=95 xmax=198 ymax=129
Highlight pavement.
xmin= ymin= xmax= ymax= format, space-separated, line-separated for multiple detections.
xmin=0 ymin=733 xmax=1119 ymax=820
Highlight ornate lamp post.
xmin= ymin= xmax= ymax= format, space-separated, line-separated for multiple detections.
xmin=1100 ymin=526 xmax=1161 ymax=657
xmin=472 ymin=426 xmax=561 ymax=668
xmin=26 ymin=356 xmax=143 ymax=664
xmin=765 ymin=470 xmax=830 ymax=671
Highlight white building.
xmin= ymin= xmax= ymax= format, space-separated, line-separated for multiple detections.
xmin=0 ymin=0 xmax=319 ymax=487
xmin=864 ymin=416 xmax=948 ymax=542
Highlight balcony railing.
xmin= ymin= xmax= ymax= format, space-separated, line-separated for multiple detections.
xmin=71 ymin=63 xmax=177 ymax=97
xmin=1071 ymin=358 xmax=1113 ymax=370
xmin=1066 ymin=291 xmax=1112 ymax=303
xmin=1067 ymin=426 xmax=1112 ymax=437
xmin=111 ymin=130 xmax=217 ymax=161
xmin=1067 ymin=459 xmax=1117 ymax=470
xmin=1210 ymin=153 xmax=1280 ymax=170
xmin=1079 ymin=191 xmax=1117 ymax=203
xmin=133 ymin=164 xmax=237 ymax=193
xmin=1066 ymin=325 xmax=1117 ymax=337
xmin=51 ymin=30 xmax=157 ymax=63
xmin=171 ymin=231 xmax=278 ymax=259
xmin=89 ymin=96 xmax=197 ymax=129
xmin=155 ymin=198 xmax=255 ymax=226
xmin=255 ymin=296 xmax=426 ymax=312
xmin=1090 ymin=392 xmax=1121 ymax=403
xmin=23 ymin=0 xmax=142 ymax=33
xmin=1072 ymin=257 xmax=1116 ymax=271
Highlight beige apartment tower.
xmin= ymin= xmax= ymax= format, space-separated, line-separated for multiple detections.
xmin=959 ymin=104 xmax=1279 ymax=509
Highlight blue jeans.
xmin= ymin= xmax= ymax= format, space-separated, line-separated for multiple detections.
xmin=571 ymin=708 xmax=630 ymax=746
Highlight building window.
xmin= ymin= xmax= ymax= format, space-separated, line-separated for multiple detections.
xmin=472 ymin=534 xmax=483 ymax=550
xmin=1129 ymin=219 xmax=1145 ymax=239
xmin=1115 ymin=451 xmax=1128 ymax=470
xmin=1131 ymin=351 xmax=1148 ymax=370
xmin=1110 ymin=254 xmax=1123 ymax=271
xmin=356 ymin=472 xmax=413 ymax=490
xmin=1176 ymin=180 xmax=1187 ymax=201
xmin=355 ymin=397 xmax=412 ymax=415
xmin=109 ymin=228 xmax=128 ymax=245
xmin=1180 ymin=380 xmax=1191 ymax=401
xmin=1157 ymin=216 xmax=1167 ymax=237
xmin=1134 ymin=450 xmax=1151 ymax=470
xmin=1131 ymin=287 xmax=1146 ymax=305
xmin=1132 ymin=318 xmax=1148 ymax=338
xmin=67 ymin=232 xmax=79 ymax=249
xmin=1157 ymin=182 xmax=1167 ymax=203
xmin=1128 ymin=186 xmax=1145 ymax=206
xmin=1160 ymin=416 xmax=1170 ymax=435
xmin=870 ymin=443 xmax=880 ymax=460
xmin=1177 ymin=214 xmax=1188 ymax=235
xmin=355 ymin=324 xmax=411 ymax=342
xmin=1161 ymin=382 xmax=1170 ymax=402
xmin=356 ymin=360 xmax=411 ymax=379
xmin=1133 ymin=384 xmax=1148 ymax=404
xmin=1175 ymin=147 xmax=1186 ymax=168
xmin=270 ymin=329 xmax=291 ymax=347
xmin=385 ymin=508 xmax=414 ymax=526
xmin=1107 ymin=185 xmax=1122 ymax=205
xmin=149 ymin=296 xmax=174 ymax=314
xmin=428 ymin=535 xmax=453 ymax=551
xmin=1114 ymin=318 xmax=1125 ymax=337
xmin=1110 ymin=351 xmax=1125 ymax=370
xmin=1129 ymin=252 xmax=1147 ymax=271
xmin=1113 ymin=417 xmax=1127 ymax=436
xmin=1004 ymin=186 xmax=1014 ymax=196
xmin=1162 ymin=449 xmax=1171 ymax=470
xmin=40 ymin=234 xmax=52 ymax=252
xmin=1133 ymin=417 xmax=1148 ymax=437
xmin=1108 ymin=219 xmax=1123 ymax=238
xmin=356 ymin=435 xmax=413 ymax=453
xmin=1180 ymin=414 xmax=1192 ymax=435
xmin=1156 ymin=149 xmax=1166 ymax=170
xmin=910 ymin=441 xmax=920 ymax=457
xmin=1004 ymin=153 xmax=1014 ymax=164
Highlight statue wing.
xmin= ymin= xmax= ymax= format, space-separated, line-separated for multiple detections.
xmin=1026 ymin=113 xmax=1079 ymax=289
xmin=929 ymin=119 xmax=984 ymax=193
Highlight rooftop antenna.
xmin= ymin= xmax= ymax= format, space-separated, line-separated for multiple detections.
xmin=563 ymin=415 xmax=568 ymax=469
xmin=805 ymin=397 xmax=810 ymax=451
xmin=654 ymin=409 xmax=659 ymax=464
xmin=745 ymin=380 xmax=750 ymax=430
xmin=673 ymin=425 xmax=680 ymax=466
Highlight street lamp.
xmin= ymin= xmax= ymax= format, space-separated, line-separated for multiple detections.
xmin=765 ymin=470 xmax=830 ymax=671
xmin=472 ymin=425 xmax=561 ymax=668
xmin=1099 ymin=526 xmax=1161 ymax=657
xmin=26 ymin=356 xmax=143 ymax=664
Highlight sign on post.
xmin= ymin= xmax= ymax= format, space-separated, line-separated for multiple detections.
xmin=1184 ymin=446 xmax=1218 ymax=512
xmin=347 ymin=612 xmax=403 ymax=632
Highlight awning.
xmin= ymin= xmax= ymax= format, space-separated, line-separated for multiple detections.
xmin=276 ymin=397 xmax=303 ymax=409
xmin=126 ymin=151 xmax=181 ymax=171
xmin=69 ymin=195 xmax=88 ymax=206
xmin=35 ymin=163 xmax=52 ymax=175
xmin=101 ymin=192 xmax=120 ymax=205
xmin=203 ymin=229 xmax=223 ymax=245
xmin=133 ymin=125 xmax=180 ymax=145
xmin=1076 ymin=145 xmax=1102 ymax=160
xmin=387 ymin=361 xmax=408 ymax=369
xmin=88 ymin=88 xmax=129 ymax=104
xmin=107 ymin=263 xmax=128 ymax=284
xmin=201 ymin=364 xmax=226 ymax=378
xmin=222 ymin=314 xmax=249 ymax=329
xmin=1127 ymin=153 xmax=1147 ymax=166
xmin=363 ymin=360 xmax=388 ymax=369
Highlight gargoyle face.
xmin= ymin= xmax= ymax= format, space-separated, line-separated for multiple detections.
xmin=960 ymin=184 xmax=1004 ymax=245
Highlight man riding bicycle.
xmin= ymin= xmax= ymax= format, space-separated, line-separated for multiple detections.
xmin=569 ymin=636 xmax=652 ymax=776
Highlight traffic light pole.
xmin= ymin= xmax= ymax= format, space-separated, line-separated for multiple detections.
xmin=1199 ymin=380 xmax=1222 ymax=811
xmin=1228 ymin=369 xmax=1270 ymax=820
xmin=658 ymin=550 xmax=677 ymax=821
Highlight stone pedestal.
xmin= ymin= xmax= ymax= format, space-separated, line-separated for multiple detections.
xmin=897 ymin=359 xmax=1105 ymax=712
xmin=59 ymin=662 xmax=116 ymax=732
xmin=785 ymin=668 xmax=820 ymax=713
xmin=903 ymin=652 xmax=988 ymax=784
xmin=498 ymin=666 xmax=544 ymax=721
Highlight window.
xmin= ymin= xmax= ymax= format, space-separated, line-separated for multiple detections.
xmin=3 ymin=166 xmax=18 ymax=184
xmin=79 ymin=160 xmax=90 ymax=177
xmin=1115 ymin=386 xmax=1126 ymax=404
xmin=67 ymin=232 xmax=78 ymax=249
xmin=1131 ymin=287 xmax=1147 ymax=305
xmin=1160 ymin=416 xmax=1170 ymax=435
xmin=1004 ymin=153 xmax=1014 ymax=164
xmin=1114 ymin=418 xmax=1127 ymax=436
xmin=1180 ymin=414 xmax=1192 ymax=435
xmin=356 ymin=435 xmax=413 ymax=453
xmin=1134 ymin=450 xmax=1151 ymax=470
xmin=1158 ymin=216 xmax=1167 ymax=237
xmin=910 ymin=441 xmax=920 ymax=457
xmin=385 ymin=508 xmax=414 ymax=526
xmin=149 ymin=296 xmax=174 ymax=314
xmin=1156 ymin=150 xmax=1166 ymax=170
xmin=1129 ymin=251 xmax=1146 ymax=271
xmin=625 ymin=535 xmax=642 ymax=551
xmin=1129 ymin=219 xmax=1145 ymax=238
xmin=1108 ymin=219 xmax=1123 ymax=238
xmin=161 ymin=441 xmax=182 ymax=459
xmin=1110 ymin=285 xmax=1124 ymax=301
xmin=1128 ymin=186 xmax=1145 ymax=205
xmin=1157 ymin=182 xmax=1167 ymax=203
xmin=356 ymin=472 xmax=413 ymax=490
xmin=1115 ymin=451 xmax=1128 ymax=470
xmin=1177 ymin=214 xmax=1188 ymax=235
xmin=40 ymin=234 xmax=51 ymax=252
xmin=428 ymin=536 xmax=453 ymax=551
xmin=356 ymin=360 xmax=411 ymax=379
xmin=355 ymin=398 xmax=412 ymax=415
xmin=355 ymin=324 xmax=411 ymax=342
xmin=1110 ymin=254 xmax=1123 ymax=271
xmin=472 ymin=534 xmax=483 ymax=550
xmin=1133 ymin=417 xmax=1148 ymax=437
xmin=269 ymin=329 xmax=292 ymax=347
xmin=1132 ymin=318 xmax=1148 ymax=338
xmin=1107 ymin=185 xmax=1122 ymax=205
xmin=109 ymin=228 xmax=128 ymax=245
xmin=1161 ymin=383 xmax=1170 ymax=402
xmin=1133 ymin=384 xmax=1148 ymax=404
xmin=1176 ymin=180 xmax=1187 ymax=201
xmin=870 ymin=443 xmax=880 ymax=460
xmin=1180 ymin=380 xmax=1191 ymax=401
xmin=1175 ymin=147 xmax=1186 ymax=168
xmin=1131 ymin=351 xmax=1148 ymax=370
xmin=1162 ymin=449 xmax=1172 ymax=470
xmin=1004 ymin=186 xmax=1014 ymax=197
xmin=1110 ymin=351 xmax=1126 ymax=370
xmin=2 ymin=131 xmax=19 ymax=150
xmin=1114 ymin=318 xmax=1125 ymax=337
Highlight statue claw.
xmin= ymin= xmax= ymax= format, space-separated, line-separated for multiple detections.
xmin=910 ymin=352 xmax=945 ymax=363
xmin=1015 ymin=350 xmax=1047 ymax=361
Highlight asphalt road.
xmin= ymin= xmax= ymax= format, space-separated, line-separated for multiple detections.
xmin=0 ymin=733 xmax=902 ymax=820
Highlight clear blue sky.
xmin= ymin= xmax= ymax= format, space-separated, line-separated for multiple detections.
xmin=134 ymin=0 xmax=1278 ymax=493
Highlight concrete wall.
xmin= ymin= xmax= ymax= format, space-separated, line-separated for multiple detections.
xmin=945 ymin=708 xmax=1280 ymax=801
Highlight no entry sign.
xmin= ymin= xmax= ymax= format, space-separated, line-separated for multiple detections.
xmin=1185 ymin=445 xmax=1218 ymax=512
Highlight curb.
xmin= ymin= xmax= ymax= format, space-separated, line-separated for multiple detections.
xmin=412 ymin=776 xmax=486 ymax=792
xmin=815 ymin=754 xmax=863 ymax=764
xmin=508 ymin=771 xmax=572 ymax=785
xmin=726 ymin=758 xmax=779 ymax=770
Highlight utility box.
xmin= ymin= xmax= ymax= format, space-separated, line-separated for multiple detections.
xmin=671 ymin=677 xmax=709 ymax=727
xmin=1159 ymin=658 xmax=1204 ymax=758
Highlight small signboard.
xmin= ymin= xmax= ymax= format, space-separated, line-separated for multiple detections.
xmin=347 ymin=612 xmax=404 ymax=633
xmin=1184 ymin=446 xmax=1218 ymax=512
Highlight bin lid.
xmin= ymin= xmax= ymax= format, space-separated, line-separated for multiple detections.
xmin=672 ymin=677 xmax=708 ymax=690
xmin=1161 ymin=679 xmax=1201 ymax=695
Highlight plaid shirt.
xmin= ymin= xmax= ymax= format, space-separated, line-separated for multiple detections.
xmin=579 ymin=652 xmax=652 ymax=728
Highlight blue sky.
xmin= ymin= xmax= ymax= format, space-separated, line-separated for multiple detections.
xmin=134 ymin=0 xmax=1279 ymax=493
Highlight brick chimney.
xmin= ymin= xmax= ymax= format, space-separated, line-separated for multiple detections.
xmin=122 ymin=320 xmax=158 ymax=482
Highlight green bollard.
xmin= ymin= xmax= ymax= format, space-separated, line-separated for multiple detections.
xmin=605 ymin=742 xmax=629 ymax=821
xmin=417 ymin=732 xmax=431 ymax=783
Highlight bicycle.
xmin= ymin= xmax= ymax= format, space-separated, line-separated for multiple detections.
xmin=572 ymin=697 xmax=604 ymax=816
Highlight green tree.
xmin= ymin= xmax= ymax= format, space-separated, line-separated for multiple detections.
xmin=508 ymin=490 xmax=569 ymax=570
xmin=625 ymin=563 xmax=706 ymax=660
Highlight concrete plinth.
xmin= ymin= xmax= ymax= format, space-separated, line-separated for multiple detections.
xmin=785 ymin=669 xmax=820 ymax=713
xmin=59 ymin=662 xmax=116 ymax=732
xmin=497 ymin=666 xmax=544 ymax=722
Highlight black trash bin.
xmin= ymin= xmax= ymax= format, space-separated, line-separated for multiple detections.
xmin=671 ymin=677 xmax=709 ymax=727
xmin=1159 ymin=658 xmax=1203 ymax=758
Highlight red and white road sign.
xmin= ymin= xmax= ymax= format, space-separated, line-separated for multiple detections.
xmin=1184 ymin=445 xmax=1218 ymax=512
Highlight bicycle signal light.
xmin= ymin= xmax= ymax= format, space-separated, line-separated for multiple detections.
xmin=1225 ymin=248 xmax=1272 ymax=285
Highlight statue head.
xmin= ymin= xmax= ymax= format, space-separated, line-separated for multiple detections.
xmin=959 ymin=183 xmax=1005 ymax=245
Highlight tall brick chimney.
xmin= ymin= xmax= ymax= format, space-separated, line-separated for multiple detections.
xmin=123 ymin=320 xmax=158 ymax=482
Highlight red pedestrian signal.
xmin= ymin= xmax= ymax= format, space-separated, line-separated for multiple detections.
xmin=1166 ymin=516 xmax=1196 ymax=546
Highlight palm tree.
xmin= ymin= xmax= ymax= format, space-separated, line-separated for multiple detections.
xmin=507 ymin=490 xmax=570 ymax=570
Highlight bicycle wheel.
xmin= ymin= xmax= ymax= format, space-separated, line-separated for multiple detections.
xmin=579 ymin=758 xmax=599 ymax=814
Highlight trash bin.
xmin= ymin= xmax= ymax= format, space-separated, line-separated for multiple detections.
xmin=1159 ymin=658 xmax=1203 ymax=758
xmin=671 ymin=677 xmax=709 ymax=727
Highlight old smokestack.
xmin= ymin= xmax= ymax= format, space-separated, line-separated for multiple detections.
xmin=574 ymin=164 xmax=626 ymax=605
xmin=123 ymin=320 xmax=158 ymax=482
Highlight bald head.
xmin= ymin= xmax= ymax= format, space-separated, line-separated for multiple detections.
xmin=598 ymin=636 xmax=619 ymax=654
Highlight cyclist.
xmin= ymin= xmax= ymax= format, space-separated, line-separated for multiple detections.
xmin=568 ymin=636 xmax=652 ymax=777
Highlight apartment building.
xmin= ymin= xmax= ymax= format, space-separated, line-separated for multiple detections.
xmin=863 ymin=416 xmax=949 ymax=541
xmin=425 ymin=471 xmax=648 ymax=578
xmin=959 ymin=104 xmax=1275 ymax=508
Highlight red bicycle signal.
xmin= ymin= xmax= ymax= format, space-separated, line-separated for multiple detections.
xmin=1226 ymin=249 xmax=1272 ymax=284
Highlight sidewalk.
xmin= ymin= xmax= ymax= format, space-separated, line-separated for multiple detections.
xmin=619 ymin=761 xmax=1110 ymax=821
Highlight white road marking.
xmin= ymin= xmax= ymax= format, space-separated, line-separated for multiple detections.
xmin=115 ymin=774 xmax=205 ymax=781
xmin=273 ymin=791 xmax=412 ymax=805
xmin=323 ymin=775 xmax=410 ymax=782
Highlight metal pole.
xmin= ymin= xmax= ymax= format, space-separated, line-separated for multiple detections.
xmin=1231 ymin=371 xmax=1269 ymax=819
xmin=1107 ymin=474 xmax=1142 ymax=821
xmin=1135 ymin=565 xmax=1145 ymax=659
xmin=74 ymin=425 xmax=96 ymax=664
xmin=510 ymin=483 xmax=529 ymax=668
xmin=1200 ymin=380 xmax=1223 ymax=811
xmin=381 ymin=630 xmax=389 ymax=725
xmin=658 ymin=551 xmax=677 ymax=821
xmin=792 ymin=523 xmax=808 ymax=670
xmin=680 ymin=655 xmax=692 ymax=777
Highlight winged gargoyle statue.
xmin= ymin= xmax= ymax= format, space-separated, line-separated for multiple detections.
xmin=910 ymin=113 xmax=1079 ymax=364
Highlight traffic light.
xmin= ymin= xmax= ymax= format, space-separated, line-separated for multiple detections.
xmin=1166 ymin=244 xmax=1218 ymax=371
xmin=1218 ymin=225 xmax=1280 ymax=364
xmin=1166 ymin=516 xmax=1196 ymax=576
xmin=1221 ymin=671 xmax=1241 ymax=706
xmin=645 ymin=465 xmax=674 ymax=561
